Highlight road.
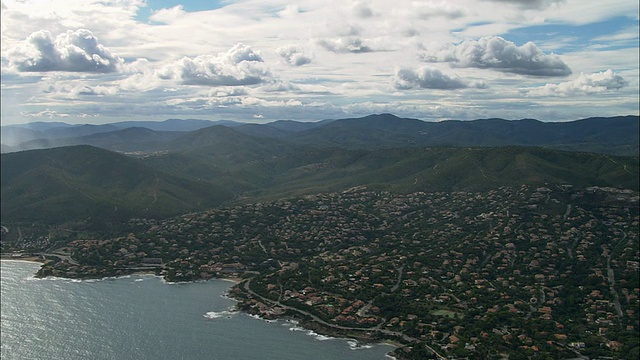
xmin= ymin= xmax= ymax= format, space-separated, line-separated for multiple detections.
xmin=606 ymin=253 xmax=624 ymax=318
xmin=242 ymin=278 xmax=447 ymax=358
xmin=35 ymin=252 xmax=78 ymax=265
xmin=390 ymin=265 xmax=405 ymax=293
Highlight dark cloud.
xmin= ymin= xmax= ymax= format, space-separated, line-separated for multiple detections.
xmin=156 ymin=43 xmax=272 ymax=86
xmin=7 ymin=29 xmax=123 ymax=73
xmin=422 ymin=36 xmax=571 ymax=77
xmin=276 ymin=44 xmax=312 ymax=66
xmin=481 ymin=0 xmax=565 ymax=9
xmin=393 ymin=66 xmax=484 ymax=90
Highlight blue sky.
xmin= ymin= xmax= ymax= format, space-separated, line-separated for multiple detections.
xmin=136 ymin=0 xmax=226 ymax=22
xmin=1 ymin=0 xmax=638 ymax=125
xmin=504 ymin=16 xmax=639 ymax=54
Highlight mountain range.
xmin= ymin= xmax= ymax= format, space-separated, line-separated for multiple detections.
xmin=1 ymin=114 xmax=638 ymax=233
xmin=3 ymin=114 xmax=638 ymax=155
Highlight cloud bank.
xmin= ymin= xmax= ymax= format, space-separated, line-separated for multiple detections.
xmin=413 ymin=2 xmax=467 ymax=19
xmin=0 ymin=0 xmax=637 ymax=124
xmin=155 ymin=43 xmax=272 ymax=86
xmin=6 ymin=29 xmax=123 ymax=73
xmin=317 ymin=38 xmax=373 ymax=53
xmin=481 ymin=0 xmax=565 ymax=10
xmin=422 ymin=36 xmax=571 ymax=77
xmin=525 ymin=69 xmax=628 ymax=96
xmin=393 ymin=66 xmax=486 ymax=90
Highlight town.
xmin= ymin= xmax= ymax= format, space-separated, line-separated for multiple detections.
xmin=4 ymin=184 xmax=639 ymax=359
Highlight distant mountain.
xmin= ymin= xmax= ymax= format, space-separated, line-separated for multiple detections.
xmin=257 ymin=119 xmax=335 ymax=132
xmin=3 ymin=121 xmax=74 ymax=131
xmin=164 ymin=125 xmax=298 ymax=154
xmin=14 ymin=127 xmax=185 ymax=153
xmin=45 ymin=124 xmax=121 ymax=139
xmin=286 ymin=114 xmax=639 ymax=155
xmin=1 ymin=119 xmax=243 ymax=153
xmin=2 ymin=114 xmax=638 ymax=156
xmin=110 ymin=118 xmax=238 ymax=131
xmin=141 ymin=125 xmax=307 ymax=192
xmin=1 ymin=127 xmax=47 ymax=146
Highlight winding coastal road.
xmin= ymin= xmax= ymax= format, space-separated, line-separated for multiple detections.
xmin=242 ymin=278 xmax=447 ymax=359
xmin=32 ymin=252 xmax=79 ymax=265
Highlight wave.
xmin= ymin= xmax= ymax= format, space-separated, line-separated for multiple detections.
xmin=219 ymin=291 xmax=239 ymax=303
xmin=315 ymin=334 xmax=333 ymax=341
xmin=242 ymin=310 xmax=387 ymax=351
xmin=26 ymin=274 xmax=140 ymax=283
xmin=348 ymin=340 xmax=374 ymax=350
xmin=203 ymin=310 xmax=237 ymax=320
xmin=245 ymin=313 xmax=277 ymax=323
xmin=286 ymin=325 xmax=336 ymax=342
xmin=159 ymin=278 xmax=194 ymax=285
xmin=284 ymin=324 xmax=374 ymax=348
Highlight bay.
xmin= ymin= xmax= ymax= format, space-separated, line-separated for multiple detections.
xmin=1 ymin=260 xmax=394 ymax=360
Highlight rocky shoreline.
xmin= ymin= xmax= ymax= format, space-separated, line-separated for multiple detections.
xmin=226 ymin=278 xmax=422 ymax=360
xmin=1 ymin=258 xmax=408 ymax=359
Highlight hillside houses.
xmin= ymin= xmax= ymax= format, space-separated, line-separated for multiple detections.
xmin=36 ymin=185 xmax=639 ymax=359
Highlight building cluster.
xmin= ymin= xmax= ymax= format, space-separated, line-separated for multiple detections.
xmin=29 ymin=185 xmax=639 ymax=359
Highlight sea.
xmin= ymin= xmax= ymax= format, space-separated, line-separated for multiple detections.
xmin=1 ymin=260 xmax=394 ymax=360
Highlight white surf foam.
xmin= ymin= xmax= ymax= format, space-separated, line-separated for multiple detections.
xmin=203 ymin=310 xmax=236 ymax=319
xmin=348 ymin=340 xmax=374 ymax=350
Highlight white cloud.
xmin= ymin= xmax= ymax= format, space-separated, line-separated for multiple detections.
xmin=20 ymin=109 xmax=71 ymax=118
xmin=0 ymin=1 xmax=145 ymax=56
xmin=149 ymin=5 xmax=186 ymax=24
xmin=276 ymin=44 xmax=312 ymax=66
xmin=0 ymin=0 xmax=638 ymax=124
xmin=43 ymin=80 xmax=118 ymax=98
xmin=393 ymin=66 xmax=484 ymax=90
xmin=317 ymin=38 xmax=373 ymax=53
xmin=351 ymin=2 xmax=375 ymax=18
xmin=422 ymin=36 xmax=572 ymax=77
xmin=524 ymin=69 xmax=628 ymax=96
xmin=155 ymin=43 xmax=272 ymax=86
xmin=413 ymin=1 xmax=467 ymax=19
xmin=480 ymin=0 xmax=565 ymax=10
xmin=6 ymin=29 xmax=123 ymax=73
xmin=277 ymin=4 xmax=302 ymax=18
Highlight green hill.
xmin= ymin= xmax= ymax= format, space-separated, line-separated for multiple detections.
xmin=1 ymin=145 xmax=233 ymax=227
xmin=2 ymin=140 xmax=638 ymax=233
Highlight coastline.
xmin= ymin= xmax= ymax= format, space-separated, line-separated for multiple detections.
xmin=239 ymin=308 xmax=400 ymax=358
xmin=0 ymin=255 xmax=47 ymax=263
xmin=2 ymin=259 xmax=399 ymax=359
xmin=219 ymin=276 xmax=242 ymax=284
xmin=227 ymin=279 xmax=405 ymax=359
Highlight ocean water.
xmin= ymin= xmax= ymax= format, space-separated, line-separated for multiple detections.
xmin=1 ymin=261 xmax=394 ymax=360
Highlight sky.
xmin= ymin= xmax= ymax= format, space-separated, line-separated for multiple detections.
xmin=0 ymin=0 xmax=638 ymax=125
